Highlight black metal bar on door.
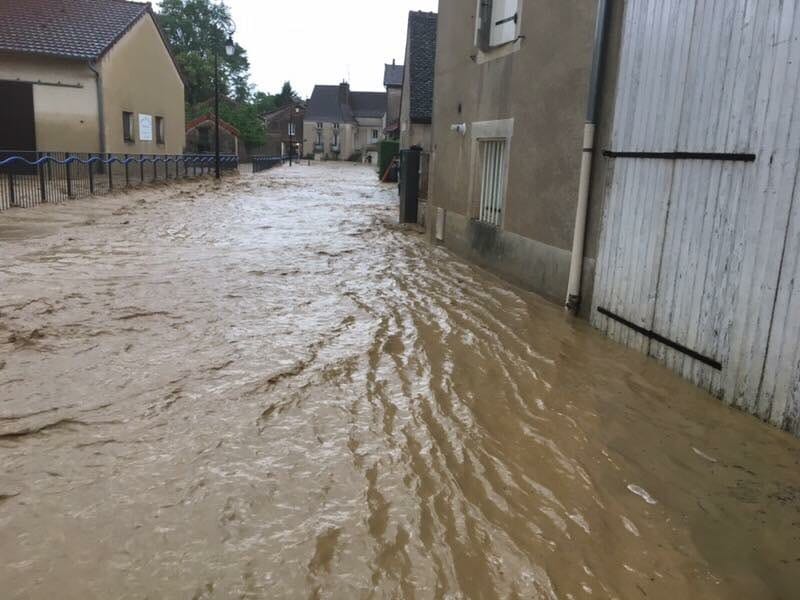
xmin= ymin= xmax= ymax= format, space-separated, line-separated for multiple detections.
xmin=603 ymin=150 xmax=756 ymax=162
xmin=596 ymin=306 xmax=723 ymax=371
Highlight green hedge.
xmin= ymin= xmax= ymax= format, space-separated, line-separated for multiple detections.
xmin=377 ymin=140 xmax=400 ymax=179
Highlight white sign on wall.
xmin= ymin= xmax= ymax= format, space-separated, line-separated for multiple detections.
xmin=139 ymin=114 xmax=153 ymax=141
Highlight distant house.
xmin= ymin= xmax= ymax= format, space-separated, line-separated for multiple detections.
xmin=262 ymin=102 xmax=305 ymax=158
xmin=399 ymin=11 xmax=437 ymax=150
xmin=0 ymin=0 xmax=185 ymax=156
xmin=383 ymin=60 xmax=404 ymax=140
xmin=184 ymin=114 xmax=240 ymax=157
xmin=303 ymin=82 xmax=386 ymax=162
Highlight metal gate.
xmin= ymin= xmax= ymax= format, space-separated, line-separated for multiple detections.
xmin=592 ymin=0 xmax=800 ymax=434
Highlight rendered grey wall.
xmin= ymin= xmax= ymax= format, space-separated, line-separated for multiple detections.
xmin=429 ymin=0 xmax=609 ymax=303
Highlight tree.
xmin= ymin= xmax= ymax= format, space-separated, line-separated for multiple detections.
xmin=157 ymin=0 xmax=251 ymax=105
xmin=253 ymin=91 xmax=279 ymax=116
xmin=157 ymin=1 xmax=304 ymax=150
xmin=276 ymin=82 xmax=301 ymax=107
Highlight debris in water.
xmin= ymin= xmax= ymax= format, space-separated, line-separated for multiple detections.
xmin=692 ymin=447 xmax=718 ymax=463
xmin=627 ymin=484 xmax=658 ymax=505
xmin=621 ymin=515 xmax=641 ymax=536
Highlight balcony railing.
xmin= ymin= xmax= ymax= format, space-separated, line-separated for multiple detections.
xmin=330 ymin=144 xmax=340 ymax=153
xmin=313 ymin=143 xmax=324 ymax=153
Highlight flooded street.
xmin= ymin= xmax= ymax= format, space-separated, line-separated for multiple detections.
xmin=1 ymin=163 xmax=799 ymax=599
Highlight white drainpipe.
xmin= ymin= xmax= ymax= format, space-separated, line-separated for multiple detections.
xmin=87 ymin=61 xmax=106 ymax=156
xmin=566 ymin=0 xmax=611 ymax=313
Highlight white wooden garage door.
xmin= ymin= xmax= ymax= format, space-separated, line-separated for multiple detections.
xmin=592 ymin=0 xmax=800 ymax=435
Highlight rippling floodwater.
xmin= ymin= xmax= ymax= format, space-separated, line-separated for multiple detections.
xmin=1 ymin=163 xmax=799 ymax=599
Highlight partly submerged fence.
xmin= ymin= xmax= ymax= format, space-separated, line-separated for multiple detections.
xmin=0 ymin=151 xmax=239 ymax=211
xmin=251 ymin=155 xmax=287 ymax=173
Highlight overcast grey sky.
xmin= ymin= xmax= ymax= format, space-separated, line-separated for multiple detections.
xmin=224 ymin=0 xmax=439 ymax=98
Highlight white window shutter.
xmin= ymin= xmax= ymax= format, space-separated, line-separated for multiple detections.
xmin=489 ymin=0 xmax=518 ymax=47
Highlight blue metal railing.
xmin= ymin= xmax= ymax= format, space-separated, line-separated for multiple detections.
xmin=251 ymin=155 xmax=288 ymax=173
xmin=0 ymin=151 xmax=239 ymax=211
xmin=0 ymin=153 xmax=239 ymax=169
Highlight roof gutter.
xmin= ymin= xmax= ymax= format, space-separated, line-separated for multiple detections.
xmin=87 ymin=60 xmax=106 ymax=156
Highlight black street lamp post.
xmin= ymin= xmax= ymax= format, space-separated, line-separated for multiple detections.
xmin=294 ymin=106 xmax=301 ymax=164
xmin=214 ymin=32 xmax=236 ymax=179
xmin=289 ymin=106 xmax=301 ymax=166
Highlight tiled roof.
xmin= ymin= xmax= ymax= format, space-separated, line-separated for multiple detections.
xmin=383 ymin=63 xmax=404 ymax=87
xmin=262 ymin=102 xmax=306 ymax=122
xmin=351 ymin=92 xmax=387 ymax=120
xmin=306 ymin=84 xmax=386 ymax=124
xmin=406 ymin=11 xmax=438 ymax=124
xmin=306 ymin=85 xmax=351 ymax=123
xmin=0 ymin=0 xmax=151 ymax=60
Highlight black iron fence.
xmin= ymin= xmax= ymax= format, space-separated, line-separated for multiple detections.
xmin=0 ymin=151 xmax=239 ymax=211
xmin=251 ymin=155 xmax=287 ymax=173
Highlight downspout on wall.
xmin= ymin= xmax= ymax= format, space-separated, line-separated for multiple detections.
xmin=87 ymin=61 xmax=106 ymax=156
xmin=565 ymin=0 xmax=612 ymax=313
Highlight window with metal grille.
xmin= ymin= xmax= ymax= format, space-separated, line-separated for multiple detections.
xmin=477 ymin=139 xmax=507 ymax=227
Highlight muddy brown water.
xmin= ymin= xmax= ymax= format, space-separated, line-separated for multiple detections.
xmin=1 ymin=163 xmax=799 ymax=599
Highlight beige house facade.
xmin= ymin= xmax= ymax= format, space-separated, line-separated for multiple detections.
xmin=0 ymin=0 xmax=185 ymax=156
xmin=383 ymin=61 xmax=404 ymax=139
xmin=303 ymin=83 xmax=385 ymax=162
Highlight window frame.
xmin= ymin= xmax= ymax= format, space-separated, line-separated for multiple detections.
xmin=122 ymin=111 xmax=135 ymax=143
xmin=155 ymin=116 xmax=165 ymax=145
xmin=475 ymin=0 xmax=523 ymax=59
xmin=467 ymin=119 xmax=514 ymax=229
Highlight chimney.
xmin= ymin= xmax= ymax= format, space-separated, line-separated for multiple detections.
xmin=338 ymin=81 xmax=350 ymax=105
xmin=392 ymin=59 xmax=396 ymax=66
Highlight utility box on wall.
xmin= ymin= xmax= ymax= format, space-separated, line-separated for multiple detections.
xmin=399 ymin=147 xmax=421 ymax=224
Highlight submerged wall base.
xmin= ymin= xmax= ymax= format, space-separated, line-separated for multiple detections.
xmin=434 ymin=208 xmax=595 ymax=309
